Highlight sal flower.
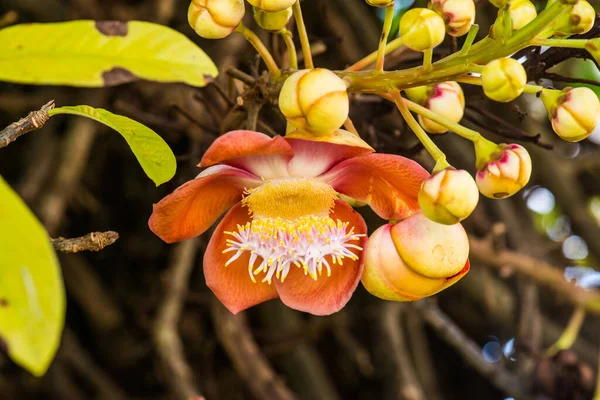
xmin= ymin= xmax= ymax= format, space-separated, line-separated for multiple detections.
xmin=149 ymin=130 xmax=428 ymax=315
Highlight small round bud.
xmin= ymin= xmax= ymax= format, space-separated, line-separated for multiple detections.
xmin=362 ymin=215 xmax=470 ymax=301
xmin=279 ymin=69 xmax=350 ymax=135
xmin=253 ymin=6 xmax=292 ymax=31
xmin=430 ymin=0 xmax=476 ymax=37
xmin=481 ymin=58 xmax=527 ymax=103
xmin=366 ymin=0 xmax=395 ymax=7
xmin=551 ymin=0 xmax=595 ymax=37
xmin=247 ymin=0 xmax=295 ymax=12
xmin=188 ymin=0 xmax=245 ymax=39
xmin=507 ymin=0 xmax=538 ymax=30
xmin=476 ymin=143 xmax=532 ymax=199
xmin=406 ymin=82 xmax=465 ymax=134
xmin=419 ymin=168 xmax=479 ymax=225
xmin=399 ymin=8 xmax=446 ymax=52
xmin=540 ymin=87 xmax=600 ymax=142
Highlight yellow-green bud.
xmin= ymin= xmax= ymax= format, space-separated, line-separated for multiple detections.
xmin=481 ymin=58 xmax=527 ymax=103
xmin=400 ymin=8 xmax=446 ymax=52
xmin=540 ymin=87 xmax=600 ymax=142
xmin=279 ymin=69 xmax=350 ymax=135
xmin=362 ymin=215 xmax=470 ymax=301
xmin=408 ymin=81 xmax=465 ymax=134
xmin=366 ymin=0 xmax=395 ymax=7
xmin=247 ymin=0 xmax=295 ymax=12
xmin=188 ymin=0 xmax=245 ymax=39
xmin=419 ymin=168 xmax=479 ymax=225
xmin=253 ymin=6 xmax=292 ymax=31
xmin=508 ymin=0 xmax=538 ymax=30
xmin=476 ymin=143 xmax=532 ymax=199
xmin=551 ymin=0 xmax=595 ymax=37
xmin=430 ymin=0 xmax=476 ymax=37
xmin=586 ymin=38 xmax=600 ymax=66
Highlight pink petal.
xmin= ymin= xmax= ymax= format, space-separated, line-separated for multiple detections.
xmin=274 ymin=200 xmax=367 ymax=315
xmin=200 ymin=130 xmax=294 ymax=179
xmin=321 ymin=154 xmax=429 ymax=220
xmin=286 ymin=138 xmax=374 ymax=177
xmin=204 ymin=203 xmax=278 ymax=314
xmin=149 ymin=166 xmax=261 ymax=243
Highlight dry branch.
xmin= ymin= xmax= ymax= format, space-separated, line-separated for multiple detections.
xmin=51 ymin=231 xmax=119 ymax=253
xmin=0 ymin=100 xmax=54 ymax=148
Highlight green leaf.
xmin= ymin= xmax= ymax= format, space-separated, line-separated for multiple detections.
xmin=0 ymin=20 xmax=217 ymax=87
xmin=49 ymin=106 xmax=177 ymax=186
xmin=0 ymin=175 xmax=65 ymax=377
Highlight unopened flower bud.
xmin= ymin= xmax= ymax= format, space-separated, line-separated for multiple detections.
xmin=481 ymin=58 xmax=527 ymax=103
xmin=476 ymin=143 xmax=532 ymax=199
xmin=430 ymin=0 xmax=476 ymax=37
xmin=406 ymin=82 xmax=465 ymax=134
xmin=508 ymin=0 xmax=538 ymax=30
xmin=540 ymin=87 xmax=600 ymax=142
xmin=279 ymin=69 xmax=349 ymax=135
xmin=362 ymin=213 xmax=470 ymax=301
xmin=419 ymin=168 xmax=479 ymax=225
xmin=247 ymin=0 xmax=295 ymax=12
xmin=188 ymin=0 xmax=245 ymax=39
xmin=586 ymin=38 xmax=600 ymax=66
xmin=551 ymin=0 xmax=595 ymax=37
xmin=366 ymin=0 xmax=395 ymax=7
xmin=400 ymin=8 xmax=446 ymax=52
xmin=253 ymin=6 xmax=292 ymax=31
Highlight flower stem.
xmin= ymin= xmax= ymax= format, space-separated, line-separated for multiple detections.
xmin=376 ymin=5 xmax=395 ymax=72
xmin=391 ymin=91 xmax=450 ymax=170
xmin=545 ymin=306 xmax=586 ymax=357
xmin=404 ymin=99 xmax=481 ymax=142
xmin=278 ymin=28 xmax=298 ymax=69
xmin=460 ymin=24 xmax=480 ymax=56
xmin=235 ymin=23 xmax=281 ymax=78
xmin=293 ymin=0 xmax=314 ymax=69
xmin=456 ymin=74 xmax=545 ymax=95
xmin=532 ymin=38 xmax=588 ymax=49
xmin=422 ymin=49 xmax=433 ymax=72
xmin=345 ymin=37 xmax=404 ymax=72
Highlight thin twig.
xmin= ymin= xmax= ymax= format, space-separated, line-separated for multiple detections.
xmin=0 ymin=100 xmax=54 ymax=148
xmin=51 ymin=231 xmax=119 ymax=253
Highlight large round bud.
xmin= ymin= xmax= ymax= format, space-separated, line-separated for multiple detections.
xmin=188 ymin=0 xmax=245 ymax=39
xmin=399 ymin=8 xmax=446 ymax=52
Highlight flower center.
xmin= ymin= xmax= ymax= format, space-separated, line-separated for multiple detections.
xmin=222 ymin=178 xmax=364 ymax=284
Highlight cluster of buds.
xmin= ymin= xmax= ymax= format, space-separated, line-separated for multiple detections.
xmin=540 ymin=87 xmax=600 ymax=142
xmin=405 ymin=82 xmax=465 ymax=134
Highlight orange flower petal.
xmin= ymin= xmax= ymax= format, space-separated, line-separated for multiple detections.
xmin=204 ymin=203 xmax=279 ymax=314
xmin=321 ymin=154 xmax=429 ymax=220
xmin=274 ymin=200 xmax=367 ymax=315
xmin=286 ymin=138 xmax=374 ymax=177
xmin=149 ymin=166 xmax=260 ymax=243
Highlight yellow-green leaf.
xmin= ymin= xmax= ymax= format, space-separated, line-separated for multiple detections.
xmin=0 ymin=175 xmax=65 ymax=377
xmin=0 ymin=20 xmax=217 ymax=87
xmin=49 ymin=106 xmax=177 ymax=186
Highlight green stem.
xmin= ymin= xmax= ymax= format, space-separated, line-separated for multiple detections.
xmin=455 ymin=75 xmax=545 ymax=95
xmin=460 ymin=24 xmax=480 ymax=56
xmin=422 ymin=49 xmax=433 ymax=72
xmin=278 ymin=28 xmax=298 ymax=69
xmin=346 ymin=37 xmax=404 ymax=72
xmin=235 ymin=23 xmax=281 ymax=78
xmin=376 ymin=5 xmax=395 ymax=72
xmin=404 ymin=99 xmax=481 ymax=142
xmin=293 ymin=0 xmax=314 ymax=69
xmin=545 ymin=306 xmax=586 ymax=357
xmin=532 ymin=38 xmax=588 ymax=49
xmin=391 ymin=91 xmax=450 ymax=169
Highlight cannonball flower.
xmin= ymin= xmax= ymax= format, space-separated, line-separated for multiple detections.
xmin=551 ymin=0 xmax=595 ymax=37
xmin=540 ymin=87 xmax=600 ymax=142
xmin=405 ymin=82 xmax=465 ymax=134
xmin=188 ymin=0 xmax=245 ymax=39
xmin=399 ymin=8 xmax=446 ymax=52
xmin=253 ymin=6 xmax=292 ymax=32
xmin=248 ymin=0 xmax=295 ymax=12
xmin=476 ymin=143 xmax=532 ymax=199
xmin=149 ymin=130 xmax=429 ymax=315
xmin=418 ymin=168 xmax=479 ymax=225
xmin=366 ymin=0 xmax=395 ymax=7
xmin=362 ymin=213 xmax=470 ymax=301
xmin=482 ymin=58 xmax=527 ymax=103
xmin=430 ymin=0 xmax=476 ymax=37
xmin=279 ymin=69 xmax=350 ymax=135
